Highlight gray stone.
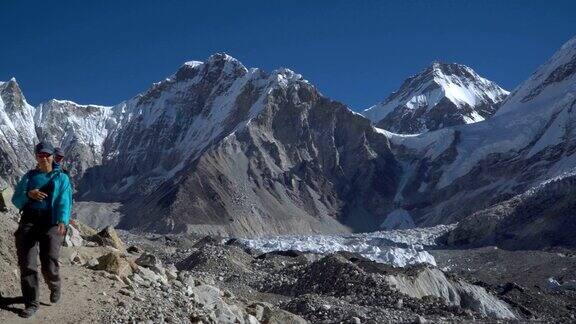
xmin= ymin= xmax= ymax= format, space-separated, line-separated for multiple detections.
xmin=136 ymin=252 xmax=165 ymax=276
xmin=63 ymin=225 xmax=84 ymax=247
xmin=69 ymin=251 xmax=84 ymax=265
xmin=136 ymin=265 xmax=168 ymax=285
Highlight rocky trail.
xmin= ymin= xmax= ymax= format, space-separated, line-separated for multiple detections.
xmin=1 ymin=208 xmax=576 ymax=323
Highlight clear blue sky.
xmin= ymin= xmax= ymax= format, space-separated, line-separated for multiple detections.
xmin=1 ymin=0 xmax=575 ymax=111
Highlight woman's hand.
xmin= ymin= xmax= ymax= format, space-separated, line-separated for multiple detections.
xmin=27 ymin=189 xmax=47 ymax=201
xmin=57 ymin=223 xmax=67 ymax=236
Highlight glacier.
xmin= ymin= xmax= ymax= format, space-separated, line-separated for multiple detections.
xmin=239 ymin=224 xmax=455 ymax=267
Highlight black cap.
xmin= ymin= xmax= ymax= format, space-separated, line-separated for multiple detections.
xmin=54 ymin=147 xmax=65 ymax=157
xmin=35 ymin=142 xmax=54 ymax=155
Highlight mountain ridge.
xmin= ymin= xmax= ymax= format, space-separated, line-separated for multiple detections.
xmin=363 ymin=62 xmax=509 ymax=134
xmin=1 ymin=36 xmax=576 ymax=239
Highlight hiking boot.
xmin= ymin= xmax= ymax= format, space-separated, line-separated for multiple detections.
xmin=20 ymin=305 xmax=38 ymax=318
xmin=50 ymin=289 xmax=61 ymax=304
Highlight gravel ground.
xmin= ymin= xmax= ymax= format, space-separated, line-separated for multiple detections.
xmin=2 ymin=210 xmax=575 ymax=323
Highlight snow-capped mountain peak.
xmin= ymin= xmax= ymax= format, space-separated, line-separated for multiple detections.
xmin=496 ymin=35 xmax=576 ymax=117
xmin=183 ymin=60 xmax=203 ymax=68
xmin=0 ymin=78 xmax=37 ymax=185
xmin=0 ymin=78 xmax=28 ymax=111
xmin=363 ymin=62 xmax=509 ymax=134
xmin=33 ymin=99 xmax=115 ymax=179
xmin=430 ymin=62 xmax=508 ymax=106
xmin=205 ymin=52 xmax=249 ymax=76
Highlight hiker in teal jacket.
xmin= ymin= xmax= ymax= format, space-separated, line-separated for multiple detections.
xmin=12 ymin=162 xmax=72 ymax=226
xmin=11 ymin=141 xmax=72 ymax=318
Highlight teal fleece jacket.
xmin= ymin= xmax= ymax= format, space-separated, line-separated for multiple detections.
xmin=11 ymin=167 xmax=72 ymax=225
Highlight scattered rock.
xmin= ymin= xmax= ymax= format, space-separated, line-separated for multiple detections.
xmin=119 ymin=288 xmax=134 ymax=297
xmin=248 ymin=302 xmax=308 ymax=324
xmin=414 ymin=315 xmax=427 ymax=324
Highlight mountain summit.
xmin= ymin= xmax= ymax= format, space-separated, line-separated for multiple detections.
xmin=363 ymin=62 xmax=509 ymax=134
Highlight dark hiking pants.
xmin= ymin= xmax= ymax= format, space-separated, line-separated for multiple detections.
xmin=14 ymin=208 xmax=64 ymax=307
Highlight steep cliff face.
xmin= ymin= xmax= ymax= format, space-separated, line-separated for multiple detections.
xmin=0 ymin=78 xmax=37 ymax=187
xmin=34 ymin=99 xmax=114 ymax=182
xmin=77 ymin=54 xmax=275 ymax=199
xmin=118 ymin=68 xmax=401 ymax=236
xmin=444 ymin=172 xmax=576 ymax=249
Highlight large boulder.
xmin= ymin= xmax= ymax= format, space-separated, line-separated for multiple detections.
xmin=247 ymin=302 xmax=308 ymax=324
xmin=189 ymin=284 xmax=261 ymax=324
xmin=91 ymin=226 xmax=125 ymax=251
xmin=72 ymin=219 xmax=98 ymax=238
xmin=135 ymin=252 xmax=165 ymax=275
xmin=385 ymin=267 xmax=516 ymax=319
xmin=134 ymin=265 xmax=168 ymax=285
xmin=94 ymin=252 xmax=132 ymax=277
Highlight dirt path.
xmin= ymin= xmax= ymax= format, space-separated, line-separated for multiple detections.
xmin=0 ymin=213 xmax=131 ymax=324
xmin=0 ymin=265 xmax=124 ymax=323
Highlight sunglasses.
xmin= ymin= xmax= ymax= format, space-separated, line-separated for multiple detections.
xmin=36 ymin=153 xmax=53 ymax=159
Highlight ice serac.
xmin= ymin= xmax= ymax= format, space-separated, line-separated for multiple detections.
xmin=382 ymin=36 xmax=576 ymax=230
xmin=0 ymin=78 xmax=37 ymax=186
xmin=110 ymin=57 xmax=401 ymax=236
xmin=34 ymin=99 xmax=114 ymax=182
xmin=363 ymin=62 xmax=509 ymax=134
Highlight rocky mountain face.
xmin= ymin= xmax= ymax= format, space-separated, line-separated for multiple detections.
xmin=0 ymin=78 xmax=37 ymax=188
xmin=383 ymin=36 xmax=576 ymax=231
xmin=363 ymin=62 xmax=509 ymax=134
xmin=82 ymin=55 xmax=282 ymax=200
xmin=34 ymin=99 xmax=114 ymax=182
xmin=443 ymin=171 xmax=576 ymax=250
xmin=113 ymin=59 xmax=401 ymax=236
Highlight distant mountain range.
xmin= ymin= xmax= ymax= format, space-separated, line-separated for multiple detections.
xmin=1 ymin=36 xmax=575 ymax=247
